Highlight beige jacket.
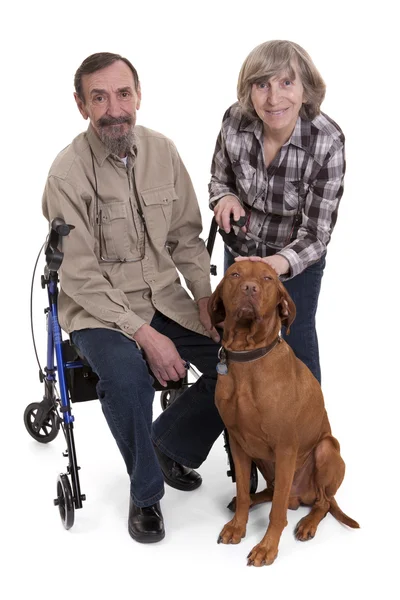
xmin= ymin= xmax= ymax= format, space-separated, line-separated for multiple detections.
xmin=42 ymin=124 xmax=212 ymax=338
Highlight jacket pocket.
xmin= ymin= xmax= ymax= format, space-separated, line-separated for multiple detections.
xmin=99 ymin=202 xmax=130 ymax=260
xmin=141 ymin=184 xmax=177 ymax=242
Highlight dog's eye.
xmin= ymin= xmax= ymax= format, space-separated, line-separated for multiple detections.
xmin=231 ymin=272 xmax=240 ymax=278
xmin=263 ymin=276 xmax=272 ymax=281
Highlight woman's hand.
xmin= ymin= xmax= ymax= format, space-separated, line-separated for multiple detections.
xmin=214 ymin=195 xmax=246 ymax=233
xmin=235 ymin=254 xmax=290 ymax=276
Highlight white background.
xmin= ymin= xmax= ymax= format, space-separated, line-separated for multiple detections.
xmin=1 ymin=1 xmax=399 ymax=598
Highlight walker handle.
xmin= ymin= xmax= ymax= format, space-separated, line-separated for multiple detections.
xmin=51 ymin=218 xmax=74 ymax=237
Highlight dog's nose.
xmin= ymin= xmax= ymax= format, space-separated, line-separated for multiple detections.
xmin=241 ymin=281 xmax=259 ymax=296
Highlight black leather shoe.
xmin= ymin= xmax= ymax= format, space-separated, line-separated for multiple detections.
xmin=154 ymin=445 xmax=202 ymax=491
xmin=128 ymin=499 xmax=165 ymax=543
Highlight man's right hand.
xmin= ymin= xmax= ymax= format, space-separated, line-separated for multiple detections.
xmin=133 ymin=324 xmax=187 ymax=387
xmin=213 ymin=195 xmax=246 ymax=234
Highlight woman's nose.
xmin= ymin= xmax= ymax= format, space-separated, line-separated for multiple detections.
xmin=267 ymin=84 xmax=281 ymax=105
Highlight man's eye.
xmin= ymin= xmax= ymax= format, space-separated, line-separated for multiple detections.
xmin=120 ymin=92 xmax=131 ymax=98
xmin=94 ymin=96 xmax=104 ymax=103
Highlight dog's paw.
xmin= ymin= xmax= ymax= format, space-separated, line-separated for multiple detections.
xmin=217 ymin=519 xmax=246 ymax=544
xmin=294 ymin=516 xmax=317 ymax=541
xmin=247 ymin=541 xmax=278 ymax=567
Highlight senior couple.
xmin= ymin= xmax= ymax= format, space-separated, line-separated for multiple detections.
xmin=42 ymin=41 xmax=345 ymax=542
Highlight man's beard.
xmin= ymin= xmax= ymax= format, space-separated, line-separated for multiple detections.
xmin=97 ymin=115 xmax=136 ymax=156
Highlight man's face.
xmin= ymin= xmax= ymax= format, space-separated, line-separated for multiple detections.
xmin=250 ymin=62 xmax=305 ymax=139
xmin=74 ymin=60 xmax=141 ymax=156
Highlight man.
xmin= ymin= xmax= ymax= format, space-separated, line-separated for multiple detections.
xmin=42 ymin=52 xmax=223 ymax=543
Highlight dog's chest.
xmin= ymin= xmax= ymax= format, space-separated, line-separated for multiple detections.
xmin=216 ymin=390 xmax=277 ymax=459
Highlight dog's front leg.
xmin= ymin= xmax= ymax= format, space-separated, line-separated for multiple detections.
xmin=218 ymin=435 xmax=251 ymax=545
xmin=247 ymin=449 xmax=297 ymax=566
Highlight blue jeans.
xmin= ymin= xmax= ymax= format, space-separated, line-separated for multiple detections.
xmin=71 ymin=312 xmax=222 ymax=507
xmin=224 ymin=248 xmax=326 ymax=383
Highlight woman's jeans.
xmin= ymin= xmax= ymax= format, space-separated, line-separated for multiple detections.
xmin=224 ymin=247 xmax=326 ymax=383
xmin=71 ymin=312 xmax=222 ymax=508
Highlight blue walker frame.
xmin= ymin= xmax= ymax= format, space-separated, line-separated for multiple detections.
xmin=25 ymin=217 xmax=257 ymax=530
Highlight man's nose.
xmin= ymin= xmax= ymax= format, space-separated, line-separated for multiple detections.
xmin=107 ymin=95 xmax=123 ymax=116
xmin=241 ymin=281 xmax=259 ymax=296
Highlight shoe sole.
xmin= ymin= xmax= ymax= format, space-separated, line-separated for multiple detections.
xmin=128 ymin=527 xmax=165 ymax=543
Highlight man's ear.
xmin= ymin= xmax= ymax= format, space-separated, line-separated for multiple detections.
xmin=136 ymin=83 xmax=142 ymax=110
xmin=74 ymin=92 xmax=89 ymax=120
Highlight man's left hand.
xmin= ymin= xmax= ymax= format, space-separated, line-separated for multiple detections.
xmin=197 ymin=297 xmax=220 ymax=343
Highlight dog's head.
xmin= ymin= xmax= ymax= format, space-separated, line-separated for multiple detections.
xmin=208 ymin=260 xmax=296 ymax=334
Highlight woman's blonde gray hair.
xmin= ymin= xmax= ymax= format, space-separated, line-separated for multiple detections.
xmin=237 ymin=40 xmax=326 ymax=121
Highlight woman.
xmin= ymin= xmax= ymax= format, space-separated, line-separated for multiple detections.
xmin=209 ymin=40 xmax=345 ymax=383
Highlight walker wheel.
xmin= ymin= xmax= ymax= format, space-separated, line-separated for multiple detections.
xmin=54 ymin=474 xmax=75 ymax=530
xmin=160 ymin=388 xmax=183 ymax=410
xmin=23 ymin=403 xmax=59 ymax=443
xmin=250 ymin=462 xmax=258 ymax=494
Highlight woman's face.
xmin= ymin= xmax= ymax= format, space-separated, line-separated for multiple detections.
xmin=250 ymin=62 xmax=305 ymax=139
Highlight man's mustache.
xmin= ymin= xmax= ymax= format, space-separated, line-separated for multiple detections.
xmin=97 ymin=115 xmax=133 ymax=127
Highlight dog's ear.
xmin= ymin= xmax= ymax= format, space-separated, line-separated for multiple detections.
xmin=276 ymin=280 xmax=296 ymax=334
xmin=208 ymin=281 xmax=226 ymax=326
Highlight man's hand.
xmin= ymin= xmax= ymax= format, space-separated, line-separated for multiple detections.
xmin=133 ymin=324 xmax=187 ymax=387
xmin=197 ymin=297 xmax=220 ymax=343
xmin=235 ymin=255 xmax=290 ymax=276
xmin=214 ymin=195 xmax=246 ymax=234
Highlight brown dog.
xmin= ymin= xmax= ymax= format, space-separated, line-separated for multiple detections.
xmin=208 ymin=260 xmax=359 ymax=566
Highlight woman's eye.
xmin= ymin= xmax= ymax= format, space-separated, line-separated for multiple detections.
xmin=283 ymin=80 xmax=292 ymax=86
xmin=256 ymin=82 xmax=268 ymax=90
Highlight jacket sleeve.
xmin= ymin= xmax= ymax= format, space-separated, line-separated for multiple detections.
xmin=208 ymin=114 xmax=241 ymax=209
xmin=166 ymin=143 xmax=212 ymax=301
xmin=42 ymin=175 xmax=146 ymax=337
xmin=278 ymin=141 xmax=346 ymax=279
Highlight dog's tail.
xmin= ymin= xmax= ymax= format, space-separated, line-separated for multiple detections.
xmin=329 ymin=497 xmax=360 ymax=529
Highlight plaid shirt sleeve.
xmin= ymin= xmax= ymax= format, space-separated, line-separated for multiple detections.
xmin=278 ymin=142 xmax=345 ymax=279
xmin=208 ymin=122 xmax=241 ymax=209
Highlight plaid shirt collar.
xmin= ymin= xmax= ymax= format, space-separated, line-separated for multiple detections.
xmin=238 ymin=112 xmax=312 ymax=153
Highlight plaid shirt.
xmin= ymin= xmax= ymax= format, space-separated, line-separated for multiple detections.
xmin=209 ymin=103 xmax=345 ymax=279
